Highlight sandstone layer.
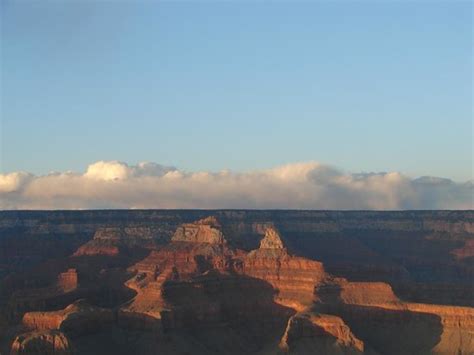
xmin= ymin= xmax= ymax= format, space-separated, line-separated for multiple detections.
xmin=279 ymin=312 xmax=365 ymax=354
xmin=0 ymin=211 xmax=473 ymax=354
xmin=22 ymin=299 xmax=114 ymax=336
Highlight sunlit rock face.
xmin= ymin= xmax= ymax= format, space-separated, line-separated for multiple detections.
xmin=259 ymin=226 xmax=287 ymax=250
xmin=129 ymin=217 xmax=233 ymax=280
xmin=22 ymin=299 xmax=114 ymax=336
xmin=116 ymin=219 xmax=298 ymax=350
xmin=73 ymin=226 xmax=163 ymax=257
xmin=243 ymin=226 xmax=325 ymax=310
xmin=1 ymin=211 xmax=473 ymax=355
xmin=279 ymin=312 xmax=365 ymax=355
xmin=171 ymin=216 xmax=226 ymax=244
xmin=1 ymin=210 xmax=472 ymax=306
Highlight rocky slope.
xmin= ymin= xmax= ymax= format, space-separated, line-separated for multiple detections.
xmin=0 ymin=211 xmax=473 ymax=354
xmin=279 ymin=312 xmax=365 ymax=355
xmin=22 ymin=299 xmax=114 ymax=335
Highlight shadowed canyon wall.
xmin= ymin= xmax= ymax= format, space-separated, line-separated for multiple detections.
xmin=0 ymin=210 xmax=472 ymax=354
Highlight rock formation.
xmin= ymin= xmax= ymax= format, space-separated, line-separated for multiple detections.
xmin=10 ymin=330 xmax=73 ymax=355
xmin=314 ymin=278 xmax=474 ymax=354
xmin=243 ymin=226 xmax=325 ymax=310
xmin=73 ymin=226 xmax=161 ymax=256
xmin=170 ymin=216 xmax=226 ymax=244
xmin=22 ymin=299 xmax=114 ymax=336
xmin=279 ymin=312 xmax=364 ymax=354
xmin=56 ymin=269 xmax=78 ymax=293
xmin=118 ymin=218 xmax=474 ymax=354
xmin=0 ymin=211 xmax=473 ymax=354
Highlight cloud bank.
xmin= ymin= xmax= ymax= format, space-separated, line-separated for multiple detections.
xmin=0 ymin=161 xmax=472 ymax=210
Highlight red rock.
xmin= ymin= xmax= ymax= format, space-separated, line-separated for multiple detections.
xmin=2 ymin=213 xmax=474 ymax=354
xmin=22 ymin=299 xmax=114 ymax=336
xmin=171 ymin=216 xmax=226 ymax=244
xmin=72 ymin=226 xmax=162 ymax=256
xmin=315 ymin=278 xmax=399 ymax=306
xmin=279 ymin=312 xmax=364 ymax=354
xmin=241 ymin=226 xmax=325 ymax=310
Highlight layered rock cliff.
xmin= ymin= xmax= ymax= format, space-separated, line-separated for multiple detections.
xmin=0 ymin=211 xmax=473 ymax=354
xmin=22 ymin=299 xmax=114 ymax=335
xmin=242 ymin=226 xmax=325 ymax=310
xmin=279 ymin=312 xmax=365 ymax=354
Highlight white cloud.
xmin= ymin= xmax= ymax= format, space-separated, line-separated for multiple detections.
xmin=0 ymin=172 xmax=33 ymax=193
xmin=84 ymin=161 xmax=175 ymax=181
xmin=0 ymin=161 xmax=472 ymax=210
xmin=84 ymin=161 xmax=132 ymax=181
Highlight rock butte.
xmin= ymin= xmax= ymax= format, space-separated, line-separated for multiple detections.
xmin=22 ymin=299 xmax=114 ymax=335
xmin=0 ymin=211 xmax=473 ymax=354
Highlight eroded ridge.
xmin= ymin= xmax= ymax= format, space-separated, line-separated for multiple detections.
xmin=2 ymin=215 xmax=474 ymax=355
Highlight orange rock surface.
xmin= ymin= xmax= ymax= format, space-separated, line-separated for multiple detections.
xmin=22 ymin=299 xmax=114 ymax=336
xmin=1 ymin=213 xmax=473 ymax=355
xmin=279 ymin=312 xmax=364 ymax=354
xmin=242 ymin=226 xmax=325 ymax=310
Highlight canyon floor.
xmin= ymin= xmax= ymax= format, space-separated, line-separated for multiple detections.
xmin=0 ymin=210 xmax=473 ymax=354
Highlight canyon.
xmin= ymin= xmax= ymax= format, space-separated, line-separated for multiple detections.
xmin=0 ymin=210 xmax=472 ymax=354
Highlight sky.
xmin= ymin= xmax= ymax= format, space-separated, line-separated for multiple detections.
xmin=0 ymin=1 xmax=472 ymax=209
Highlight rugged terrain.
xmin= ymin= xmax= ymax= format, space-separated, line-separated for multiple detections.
xmin=0 ymin=210 xmax=473 ymax=354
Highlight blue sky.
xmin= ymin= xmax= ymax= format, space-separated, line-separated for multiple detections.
xmin=1 ymin=1 xmax=472 ymax=181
